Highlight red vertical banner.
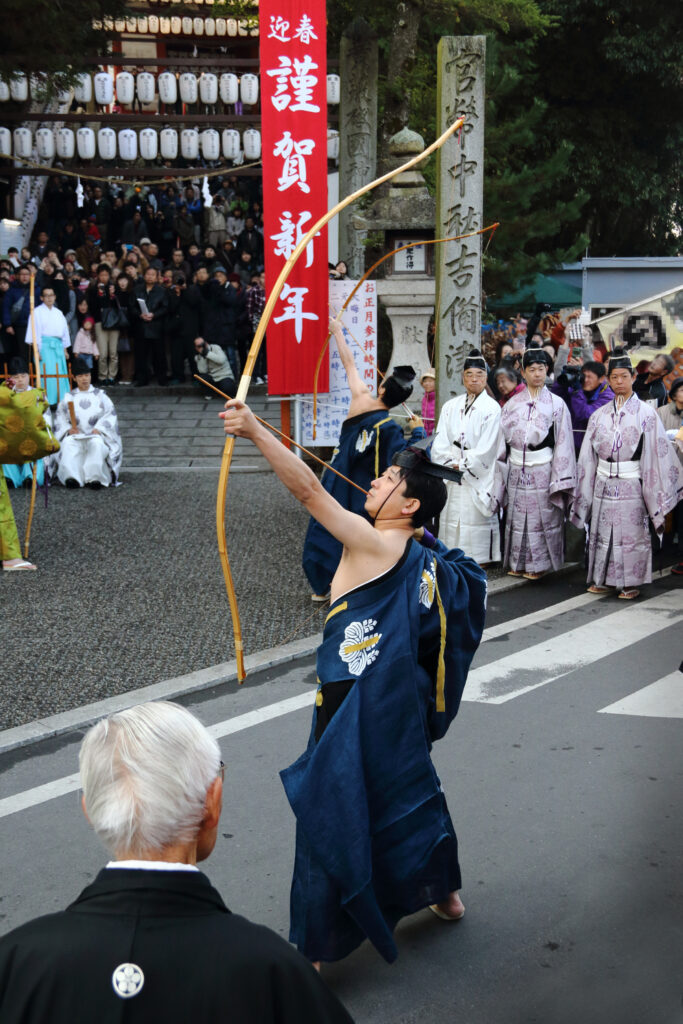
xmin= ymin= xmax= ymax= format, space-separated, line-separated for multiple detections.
xmin=260 ymin=2 xmax=329 ymax=395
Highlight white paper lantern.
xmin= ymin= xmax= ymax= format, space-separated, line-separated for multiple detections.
xmin=194 ymin=17 xmax=204 ymax=35
xmin=327 ymin=129 xmax=340 ymax=161
xmin=242 ymin=128 xmax=260 ymax=160
xmin=180 ymin=128 xmax=199 ymax=160
xmin=158 ymin=72 xmax=177 ymax=106
xmin=199 ymin=73 xmax=217 ymax=105
xmin=238 ymin=20 xmax=248 ymax=36
xmin=219 ymin=73 xmax=238 ymax=105
xmin=171 ymin=16 xmax=181 ymax=34
xmin=227 ymin=18 xmax=237 ymax=36
xmin=76 ymin=126 xmax=96 ymax=160
xmin=126 ymin=17 xmax=137 ymax=33
xmin=160 ymin=17 xmax=171 ymax=34
xmin=221 ymin=129 xmax=240 ymax=160
xmin=35 ymin=127 xmax=55 ymax=159
xmin=94 ymin=72 xmax=114 ymax=106
xmin=250 ymin=23 xmax=259 ymax=37
xmin=114 ymin=18 xmax=126 ymax=33
xmin=56 ymin=127 xmax=75 ymax=159
xmin=140 ymin=127 xmax=158 ymax=161
xmin=137 ymin=16 xmax=148 ymax=33
xmin=160 ymin=127 xmax=178 ymax=160
xmin=13 ymin=127 xmax=32 ymax=158
xmin=116 ymin=71 xmax=135 ymax=105
xmin=0 ymin=127 xmax=12 ymax=156
xmin=10 ymin=73 xmax=28 ymax=103
xmin=215 ymin=18 xmax=226 ymax=36
xmin=119 ymin=128 xmax=137 ymax=161
xmin=74 ymin=74 xmax=92 ymax=104
xmin=205 ymin=19 xmax=215 ymax=36
xmin=240 ymin=73 xmax=258 ymax=106
xmin=137 ymin=72 xmax=155 ymax=104
xmin=148 ymin=15 xmax=159 ymax=32
xmin=182 ymin=17 xmax=193 ymax=34
xmin=327 ymin=75 xmax=341 ymax=105
xmin=103 ymin=17 xmax=114 ymax=31
xmin=97 ymin=126 xmax=117 ymax=161
xmin=0 ymin=79 xmax=10 ymax=102
xmin=179 ymin=73 xmax=198 ymax=105
xmin=201 ymin=128 xmax=220 ymax=161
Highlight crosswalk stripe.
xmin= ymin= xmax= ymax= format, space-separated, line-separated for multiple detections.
xmin=481 ymin=592 xmax=599 ymax=642
xmin=481 ymin=567 xmax=672 ymax=644
xmin=597 ymin=672 xmax=683 ymax=719
xmin=463 ymin=590 xmax=682 ymax=705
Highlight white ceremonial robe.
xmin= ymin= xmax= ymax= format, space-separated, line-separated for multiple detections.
xmin=23 ymin=303 xmax=70 ymax=353
xmin=52 ymin=385 xmax=122 ymax=487
xmin=432 ymin=391 xmax=503 ymax=563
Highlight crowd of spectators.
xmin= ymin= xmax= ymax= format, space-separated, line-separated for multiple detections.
xmin=0 ymin=174 xmax=268 ymax=388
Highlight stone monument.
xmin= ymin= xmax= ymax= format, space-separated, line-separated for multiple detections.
xmin=435 ymin=35 xmax=486 ymax=408
xmin=338 ymin=18 xmax=378 ymax=279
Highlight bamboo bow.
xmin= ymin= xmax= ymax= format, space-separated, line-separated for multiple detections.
xmin=217 ymin=116 xmax=466 ymax=682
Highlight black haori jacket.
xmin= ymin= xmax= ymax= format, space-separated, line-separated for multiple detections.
xmin=0 ymin=868 xmax=353 ymax=1024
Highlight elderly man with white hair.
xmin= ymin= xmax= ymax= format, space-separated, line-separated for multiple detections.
xmin=0 ymin=702 xmax=353 ymax=1024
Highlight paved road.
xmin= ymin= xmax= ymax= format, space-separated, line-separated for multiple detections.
xmin=1 ymin=569 xmax=680 ymax=1023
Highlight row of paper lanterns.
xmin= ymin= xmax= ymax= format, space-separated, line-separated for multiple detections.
xmin=94 ymin=15 xmax=258 ymax=37
xmin=2 ymin=125 xmax=341 ymax=163
xmin=1 ymin=126 xmax=264 ymax=161
xmin=0 ymin=72 xmax=341 ymax=107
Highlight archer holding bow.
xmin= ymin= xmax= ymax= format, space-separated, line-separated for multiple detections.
xmin=221 ymin=396 xmax=486 ymax=966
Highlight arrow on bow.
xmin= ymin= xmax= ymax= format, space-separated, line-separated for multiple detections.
xmin=217 ymin=116 xmax=466 ymax=682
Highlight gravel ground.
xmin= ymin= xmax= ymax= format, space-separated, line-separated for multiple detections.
xmin=2 ymin=472 xmax=324 ymax=730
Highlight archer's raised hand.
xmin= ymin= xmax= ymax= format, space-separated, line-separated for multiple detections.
xmin=220 ymin=399 xmax=262 ymax=440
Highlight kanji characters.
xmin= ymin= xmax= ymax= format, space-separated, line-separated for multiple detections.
xmin=266 ymin=55 xmax=320 ymax=113
xmin=273 ymin=132 xmax=315 ymax=193
xmin=273 ymin=283 xmax=319 ymax=343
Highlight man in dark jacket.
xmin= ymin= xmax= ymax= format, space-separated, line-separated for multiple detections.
xmin=0 ymin=701 xmax=353 ymax=1024
xmin=204 ymin=266 xmax=239 ymax=377
xmin=133 ymin=266 xmax=168 ymax=386
xmin=236 ymin=216 xmax=264 ymax=265
xmin=167 ymin=276 xmax=201 ymax=383
xmin=2 ymin=265 xmax=40 ymax=360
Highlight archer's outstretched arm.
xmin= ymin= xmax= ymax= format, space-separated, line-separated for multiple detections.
xmin=329 ymin=318 xmax=368 ymax=400
xmin=221 ymin=400 xmax=376 ymax=552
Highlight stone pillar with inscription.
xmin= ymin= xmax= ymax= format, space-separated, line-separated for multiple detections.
xmin=338 ymin=18 xmax=378 ymax=278
xmin=435 ymin=35 xmax=486 ymax=409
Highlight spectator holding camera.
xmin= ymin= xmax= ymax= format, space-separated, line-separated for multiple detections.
xmin=552 ymin=359 xmax=613 ymax=455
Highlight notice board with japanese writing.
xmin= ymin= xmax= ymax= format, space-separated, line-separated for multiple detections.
xmin=300 ymin=279 xmax=378 ymax=446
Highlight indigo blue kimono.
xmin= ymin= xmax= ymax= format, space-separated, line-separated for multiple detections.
xmin=302 ymin=410 xmax=425 ymax=595
xmin=281 ymin=537 xmax=487 ymax=963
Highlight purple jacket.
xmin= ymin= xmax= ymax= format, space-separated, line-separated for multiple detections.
xmin=552 ymin=379 xmax=614 ymax=453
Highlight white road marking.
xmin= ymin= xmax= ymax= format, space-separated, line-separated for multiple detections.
xmin=0 ymin=773 xmax=81 ymax=820
xmin=463 ymin=591 xmax=682 ymax=704
xmin=208 ymin=691 xmax=315 ymax=739
xmin=0 ymin=692 xmax=316 ymax=821
xmin=481 ymin=591 xmax=600 ymax=642
xmin=597 ymin=672 xmax=683 ymax=719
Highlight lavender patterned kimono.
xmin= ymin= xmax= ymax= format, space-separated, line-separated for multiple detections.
xmin=498 ymin=387 xmax=576 ymax=573
xmin=570 ymin=394 xmax=683 ymax=588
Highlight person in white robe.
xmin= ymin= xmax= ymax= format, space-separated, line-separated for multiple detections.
xmin=431 ymin=350 xmax=503 ymax=563
xmin=52 ymin=358 xmax=122 ymax=488
xmin=23 ymin=286 xmax=71 ymax=406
